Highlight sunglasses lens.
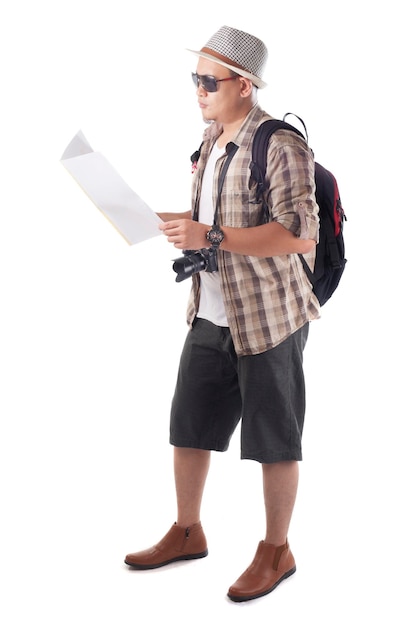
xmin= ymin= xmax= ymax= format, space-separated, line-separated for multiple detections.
xmin=202 ymin=76 xmax=217 ymax=92
xmin=191 ymin=73 xmax=218 ymax=92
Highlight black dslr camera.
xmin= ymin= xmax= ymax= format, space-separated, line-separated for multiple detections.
xmin=172 ymin=248 xmax=218 ymax=283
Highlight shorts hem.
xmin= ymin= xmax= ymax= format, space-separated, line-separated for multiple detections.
xmin=241 ymin=450 xmax=303 ymax=463
xmin=170 ymin=436 xmax=230 ymax=453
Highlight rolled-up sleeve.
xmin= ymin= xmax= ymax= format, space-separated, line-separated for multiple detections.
xmin=266 ymin=133 xmax=320 ymax=242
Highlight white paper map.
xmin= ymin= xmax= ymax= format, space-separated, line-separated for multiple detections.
xmin=61 ymin=131 xmax=162 ymax=244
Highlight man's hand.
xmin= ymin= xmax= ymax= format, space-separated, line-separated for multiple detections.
xmin=159 ymin=219 xmax=209 ymax=251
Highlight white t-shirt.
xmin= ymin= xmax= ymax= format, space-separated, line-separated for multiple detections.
xmin=196 ymin=142 xmax=228 ymax=327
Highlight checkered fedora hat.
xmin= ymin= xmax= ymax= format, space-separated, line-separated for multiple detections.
xmin=187 ymin=25 xmax=268 ymax=89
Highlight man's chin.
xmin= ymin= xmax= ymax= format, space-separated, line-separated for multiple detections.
xmin=201 ymin=111 xmax=214 ymax=124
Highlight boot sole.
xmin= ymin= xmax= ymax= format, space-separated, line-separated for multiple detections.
xmin=227 ymin=566 xmax=296 ymax=602
xmin=124 ymin=549 xmax=208 ymax=570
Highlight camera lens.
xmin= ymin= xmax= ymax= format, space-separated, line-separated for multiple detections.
xmin=172 ymin=249 xmax=218 ymax=282
xmin=172 ymin=252 xmax=206 ymax=282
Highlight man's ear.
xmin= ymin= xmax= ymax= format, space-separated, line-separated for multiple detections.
xmin=239 ymin=77 xmax=254 ymax=98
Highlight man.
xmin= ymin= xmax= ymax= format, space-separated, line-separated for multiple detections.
xmin=125 ymin=25 xmax=320 ymax=602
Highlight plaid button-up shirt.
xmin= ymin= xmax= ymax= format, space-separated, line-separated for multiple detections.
xmin=187 ymin=104 xmax=320 ymax=356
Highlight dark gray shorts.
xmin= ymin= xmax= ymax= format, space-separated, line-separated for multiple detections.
xmin=169 ymin=318 xmax=309 ymax=463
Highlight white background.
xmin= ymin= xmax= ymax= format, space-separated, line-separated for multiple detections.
xmin=1 ymin=1 xmax=416 ymax=624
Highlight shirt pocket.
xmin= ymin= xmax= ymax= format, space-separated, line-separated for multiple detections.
xmin=222 ymin=186 xmax=265 ymax=227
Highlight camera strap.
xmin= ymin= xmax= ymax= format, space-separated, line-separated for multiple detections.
xmin=213 ymin=141 xmax=238 ymax=225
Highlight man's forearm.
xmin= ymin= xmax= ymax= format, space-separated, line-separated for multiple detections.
xmin=220 ymin=222 xmax=316 ymax=257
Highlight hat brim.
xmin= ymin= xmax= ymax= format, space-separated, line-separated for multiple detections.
xmin=186 ymin=49 xmax=267 ymax=89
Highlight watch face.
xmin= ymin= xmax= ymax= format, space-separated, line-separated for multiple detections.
xmin=207 ymin=226 xmax=224 ymax=245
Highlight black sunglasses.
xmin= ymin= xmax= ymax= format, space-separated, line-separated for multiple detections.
xmin=191 ymin=72 xmax=239 ymax=93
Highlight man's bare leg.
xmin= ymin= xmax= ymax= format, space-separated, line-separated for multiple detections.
xmin=263 ymin=460 xmax=299 ymax=545
xmin=174 ymin=447 xmax=211 ymax=526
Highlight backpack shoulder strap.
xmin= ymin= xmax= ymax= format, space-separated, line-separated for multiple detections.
xmin=250 ymin=118 xmax=306 ymax=199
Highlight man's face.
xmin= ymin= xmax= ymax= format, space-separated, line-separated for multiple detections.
xmin=194 ymin=58 xmax=243 ymax=124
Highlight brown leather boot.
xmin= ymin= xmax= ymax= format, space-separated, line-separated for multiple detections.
xmin=227 ymin=539 xmax=296 ymax=602
xmin=124 ymin=522 xmax=208 ymax=569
